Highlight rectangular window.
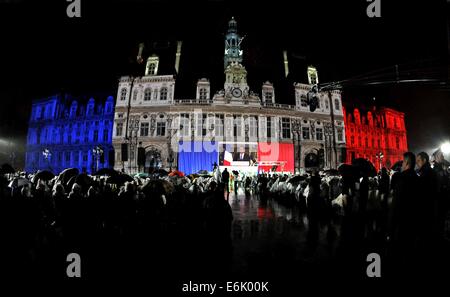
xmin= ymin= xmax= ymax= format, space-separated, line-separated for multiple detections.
xmin=93 ymin=130 xmax=98 ymax=142
xmin=396 ymin=137 xmax=400 ymax=149
xmin=215 ymin=114 xmax=224 ymax=137
xmin=249 ymin=116 xmax=258 ymax=138
xmin=281 ymin=117 xmax=291 ymax=139
xmin=116 ymin=123 xmax=123 ymax=137
xmin=156 ymin=122 xmax=166 ymax=136
xmin=301 ymin=95 xmax=308 ymax=107
xmin=302 ymin=127 xmax=310 ymax=140
xmin=65 ymin=152 xmax=71 ymax=163
xmin=140 ymin=122 xmax=149 ymax=137
xmin=337 ymin=129 xmax=343 ymax=142
xmin=233 ymin=115 xmax=242 ymax=138
xmin=202 ymin=114 xmax=207 ymax=136
xmin=316 ymin=128 xmax=323 ymax=141
xmin=103 ymin=129 xmax=109 ymax=142
xmin=180 ymin=113 xmax=190 ymax=137
xmin=266 ymin=117 xmax=272 ymax=139
xmin=73 ymin=152 xmax=79 ymax=163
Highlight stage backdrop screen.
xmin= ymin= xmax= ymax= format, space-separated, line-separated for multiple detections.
xmin=177 ymin=141 xmax=218 ymax=175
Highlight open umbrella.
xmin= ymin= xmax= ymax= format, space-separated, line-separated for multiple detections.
xmin=154 ymin=168 xmax=168 ymax=176
xmin=33 ymin=170 xmax=55 ymax=182
xmin=1 ymin=163 xmax=15 ymax=174
xmin=390 ymin=160 xmax=403 ymax=172
xmin=57 ymin=168 xmax=79 ymax=185
xmin=135 ymin=172 xmax=149 ymax=178
xmin=352 ymin=158 xmax=377 ymax=177
xmin=8 ymin=177 xmax=31 ymax=188
xmin=197 ymin=170 xmax=209 ymax=175
xmin=94 ymin=168 xmax=118 ymax=176
xmin=169 ymin=170 xmax=185 ymax=177
xmin=106 ymin=173 xmax=134 ymax=185
xmin=324 ymin=169 xmax=339 ymax=176
xmin=232 ymin=170 xmax=239 ymax=176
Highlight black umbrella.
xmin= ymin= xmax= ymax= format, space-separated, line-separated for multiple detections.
xmin=33 ymin=170 xmax=55 ymax=181
xmin=75 ymin=173 xmax=93 ymax=190
xmin=154 ymin=169 xmax=168 ymax=176
xmin=338 ymin=164 xmax=354 ymax=176
xmin=94 ymin=168 xmax=118 ymax=176
xmin=106 ymin=173 xmax=134 ymax=185
xmin=57 ymin=168 xmax=79 ymax=185
xmin=391 ymin=160 xmax=403 ymax=172
xmin=197 ymin=170 xmax=209 ymax=175
xmin=324 ymin=169 xmax=339 ymax=176
xmin=232 ymin=170 xmax=239 ymax=176
xmin=1 ymin=163 xmax=15 ymax=174
xmin=352 ymin=158 xmax=377 ymax=177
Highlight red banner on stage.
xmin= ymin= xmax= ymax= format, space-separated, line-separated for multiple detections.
xmin=257 ymin=142 xmax=294 ymax=173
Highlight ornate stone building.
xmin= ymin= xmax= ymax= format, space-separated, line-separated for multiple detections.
xmin=343 ymin=106 xmax=408 ymax=170
xmin=112 ymin=18 xmax=346 ymax=174
xmin=25 ymin=94 xmax=115 ymax=174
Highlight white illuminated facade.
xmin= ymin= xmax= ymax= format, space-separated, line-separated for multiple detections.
xmin=112 ymin=18 xmax=346 ymax=174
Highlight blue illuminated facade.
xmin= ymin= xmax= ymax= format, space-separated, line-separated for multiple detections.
xmin=25 ymin=94 xmax=115 ymax=174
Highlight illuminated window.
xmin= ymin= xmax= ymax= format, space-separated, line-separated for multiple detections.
xmin=133 ymin=90 xmax=138 ymax=101
xmin=160 ymin=87 xmax=168 ymax=100
xmin=120 ymin=88 xmax=127 ymax=101
xmin=144 ymin=88 xmax=151 ymax=101
xmin=396 ymin=137 xmax=400 ymax=149
xmin=337 ymin=130 xmax=343 ymax=142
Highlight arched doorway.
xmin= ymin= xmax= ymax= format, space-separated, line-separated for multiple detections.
xmin=145 ymin=147 xmax=162 ymax=173
xmin=305 ymin=152 xmax=319 ymax=168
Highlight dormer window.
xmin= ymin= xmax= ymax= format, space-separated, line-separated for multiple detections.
xmin=160 ymin=87 xmax=168 ymax=100
xmin=120 ymin=88 xmax=127 ymax=101
xmin=199 ymin=88 xmax=208 ymax=100
xmin=147 ymin=63 xmax=156 ymax=75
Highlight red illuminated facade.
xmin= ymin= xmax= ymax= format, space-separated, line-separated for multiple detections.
xmin=343 ymin=106 xmax=408 ymax=169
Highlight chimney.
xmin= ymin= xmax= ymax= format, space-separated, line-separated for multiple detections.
xmin=283 ymin=50 xmax=289 ymax=78
xmin=175 ymin=40 xmax=183 ymax=74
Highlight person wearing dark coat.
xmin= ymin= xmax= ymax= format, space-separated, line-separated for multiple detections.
xmin=432 ymin=149 xmax=450 ymax=241
xmin=390 ymin=152 xmax=420 ymax=275
xmin=221 ymin=168 xmax=230 ymax=200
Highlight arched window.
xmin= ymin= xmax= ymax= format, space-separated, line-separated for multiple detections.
xmin=120 ymin=88 xmax=127 ymax=101
xmin=160 ymin=87 xmax=168 ymax=100
xmin=144 ymin=88 xmax=152 ymax=101
xmin=334 ymin=98 xmax=340 ymax=110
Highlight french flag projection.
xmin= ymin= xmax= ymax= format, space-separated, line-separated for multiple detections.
xmin=177 ymin=141 xmax=218 ymax=175
xmin=257 ymin=142 xmax=294 ymax=173
xmin=223 ymin=150 xmax=233 ymax=166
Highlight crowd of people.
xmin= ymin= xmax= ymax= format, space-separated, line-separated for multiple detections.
xmin=0 ymin=148 xmax=449 ymax=279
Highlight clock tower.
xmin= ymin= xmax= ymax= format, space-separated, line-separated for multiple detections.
xmin=224 ymin=17 xmax=244 ymax=69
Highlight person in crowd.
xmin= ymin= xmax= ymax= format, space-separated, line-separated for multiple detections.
xmin=390 ymin=152 xmax=420 ymax=274
xmin=432 ymin=149 xmax=450 ymax=241
xmin=221 ymin=168 xmax=230 ymax=200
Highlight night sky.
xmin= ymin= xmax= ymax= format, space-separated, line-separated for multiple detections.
xmin=0 ymin=0 xmax=448 ymax=166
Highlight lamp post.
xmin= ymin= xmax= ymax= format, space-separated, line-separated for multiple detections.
xmin=92 ymin=146 xmax=104 ymax=173
xmin=376 ymin=151 xmax=384 ymax=172
xmin=292 ymin=120 xmax=302 ymax=173
xmin=167 ymin=122 xmax=178 ymax=171
xmin=128 ymin=117 xmax=139 ymax=174
xmin=42 ymin=148 xmax=52 ymax=172
xmin=324 ymin=123 xmax=333 ymax=169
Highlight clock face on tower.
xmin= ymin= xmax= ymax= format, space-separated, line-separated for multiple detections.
xmin=232 ymin=88 xmax=242 ymax=98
